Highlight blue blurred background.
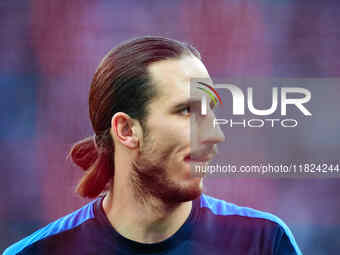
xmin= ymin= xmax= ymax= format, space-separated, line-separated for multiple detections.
xmin=1 ymin=0 xmax=339 ymax=254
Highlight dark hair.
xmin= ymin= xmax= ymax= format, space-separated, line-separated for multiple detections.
xmin=67 ymin=36 xmax=201 ymax=198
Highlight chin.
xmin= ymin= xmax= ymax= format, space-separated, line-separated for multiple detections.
xmin=178 ymin=177 xmax=204 ymax=202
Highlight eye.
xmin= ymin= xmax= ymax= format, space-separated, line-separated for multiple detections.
xmin=178 ymin=106 xmax=191 ymax=116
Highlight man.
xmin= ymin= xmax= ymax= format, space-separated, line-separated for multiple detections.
xmin=3 ymin=36 xmax=302 ymax=255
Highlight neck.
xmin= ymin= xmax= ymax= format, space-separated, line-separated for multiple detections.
xmin=102 ymin=181 xmax=193 ymax=244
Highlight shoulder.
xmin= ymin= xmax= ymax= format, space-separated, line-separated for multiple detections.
xmin=200 ymin=193 xmax=285 ymax=224
xmin=199 ymin=193 xmax=302 ymax=255
xmin=2 ymin=199 xmax=97 ymax=255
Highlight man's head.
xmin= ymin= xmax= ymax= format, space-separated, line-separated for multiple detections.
xmin=126 ymin=56 xmax=225 ymax=204
xmin=69 ymin=36 xmax=224 ymax=200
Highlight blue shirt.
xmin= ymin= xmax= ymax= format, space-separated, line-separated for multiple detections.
xmin=3 ymin=194 xmax=302 ymax=255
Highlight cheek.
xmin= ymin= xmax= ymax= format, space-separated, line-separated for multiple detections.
xmin=189 ymin=116 xmax=203 ymax=147
xmin=152 ymin=121 xmax=190 ymax=143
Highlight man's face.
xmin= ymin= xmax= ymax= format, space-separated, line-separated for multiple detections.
xmin=130 ymin=55 xmax=225 ymax=204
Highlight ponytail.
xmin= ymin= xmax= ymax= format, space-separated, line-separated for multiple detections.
xmin=67 ymin=130 xmax=114 ymax=198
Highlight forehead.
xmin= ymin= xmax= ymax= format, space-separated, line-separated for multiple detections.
xmin=147 ymin=55 xmax=211 ymax=103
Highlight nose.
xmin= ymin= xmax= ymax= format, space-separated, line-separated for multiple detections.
xmin=201 ymin=122 xmax=225 ymax=145
xmin=199 ymin=109 xmax=225 ymax=145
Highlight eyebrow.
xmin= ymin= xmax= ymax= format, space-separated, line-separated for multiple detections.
xmin=171 ymin=98 xmax=215 ymax=111
xmin=172 ymin=99 xmax=201 ymax=110
xmin=170 ymin=82 xmax=217 ymax=111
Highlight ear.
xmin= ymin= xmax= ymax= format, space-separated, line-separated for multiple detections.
xmin=111 ymin=112 xmax=139 ymax=149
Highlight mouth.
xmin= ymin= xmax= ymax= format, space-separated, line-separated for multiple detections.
xmin=184 ymin=154 xmax=212 ymax=163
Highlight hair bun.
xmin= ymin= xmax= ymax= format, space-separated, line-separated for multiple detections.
xmin=68 ymin=136 xmax=98 ymax=171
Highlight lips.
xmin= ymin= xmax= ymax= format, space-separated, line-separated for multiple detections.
xmin=184 ymin=154 xmax=213 ymax=162
xmin=184 ymin=146 xmax=217 ymax=163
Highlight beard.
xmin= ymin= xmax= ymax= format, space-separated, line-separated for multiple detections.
xmin=130 ymin=132 xmax=203 ymax=206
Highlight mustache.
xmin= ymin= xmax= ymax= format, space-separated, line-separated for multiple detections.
xmin=188 ymin=145 xmax=218 ymax=159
